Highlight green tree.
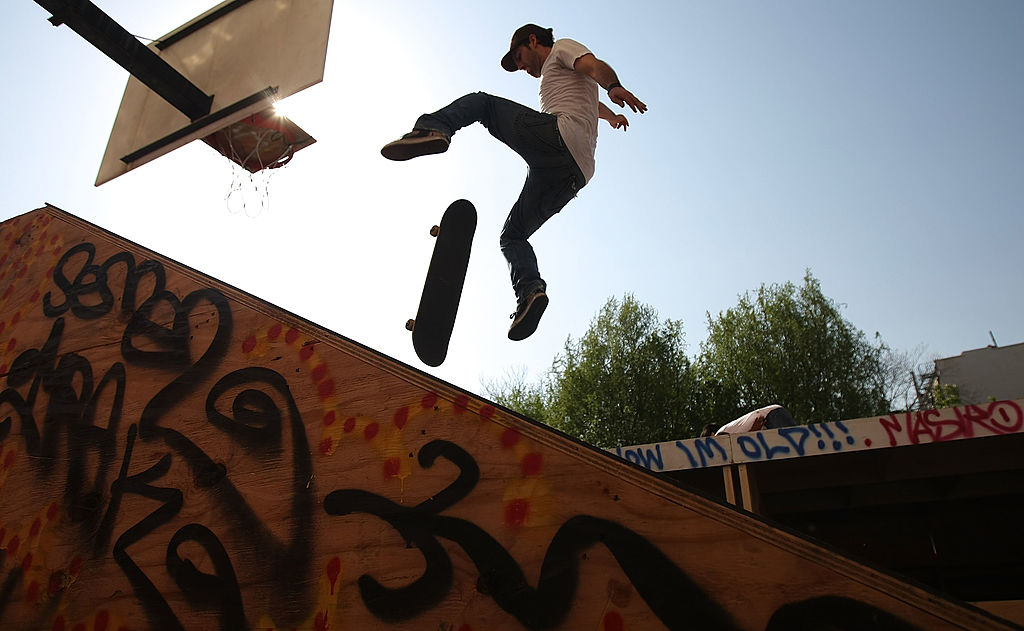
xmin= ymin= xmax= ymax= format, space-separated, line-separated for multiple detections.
xmin=930 ymin=382 xmax=961 ymax=409
xmin=486 ymin=294 xmax=699 ymax=447
xmin=546 ymin=295 xmax=698 ymax=447
xmin=483 ymin=367 xmax=550 ymax=422
xmin=695 ymin=272 xmax=890 ymax=425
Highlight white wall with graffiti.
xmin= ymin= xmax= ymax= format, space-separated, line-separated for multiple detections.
xmin=611 ymin=400 xmax=1024 ymax=473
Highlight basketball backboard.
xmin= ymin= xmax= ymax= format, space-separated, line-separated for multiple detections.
xmin=95 ymin=0 xmax=333 ymax=185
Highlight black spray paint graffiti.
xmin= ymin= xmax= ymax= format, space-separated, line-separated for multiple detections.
xmin=324 ymin=439 xmax=737 ymax=629
xmin=325 ymin=440 xmax=923 ymax=631
xmin=0 ymin=239 xmax=930 ymax=630
xmin=0 ymin=243 xmax=315 ymax=629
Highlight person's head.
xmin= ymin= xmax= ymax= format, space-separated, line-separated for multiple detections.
xmin=763 ymin=406 xmax=796 ymax=429
xmin=501 ymin=24 xmax=554 ymax=77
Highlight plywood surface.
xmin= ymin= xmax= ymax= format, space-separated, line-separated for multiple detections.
xmin=0 ymin=206 xmax=1017 ymax=630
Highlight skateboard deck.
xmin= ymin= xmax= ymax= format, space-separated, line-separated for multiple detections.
xmin=407 ymin=199 xmax=477 ymax=367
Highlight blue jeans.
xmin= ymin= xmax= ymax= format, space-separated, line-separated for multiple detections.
xmin=415 ymin=92 xmax=586 ymax=301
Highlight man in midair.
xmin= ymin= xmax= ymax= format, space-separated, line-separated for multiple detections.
xmin=382 ymin=24 xmax=647 ymax=341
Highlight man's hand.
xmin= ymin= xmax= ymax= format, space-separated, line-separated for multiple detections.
xmin=599 ymin=102 xmax=632 ymax=130
xmin=608 ymin=86 xmax=647 ymax=114
xmin=607 ymin=114 xmax=629 ymax=130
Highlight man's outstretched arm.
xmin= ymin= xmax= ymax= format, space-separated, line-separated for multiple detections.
xmin=574 ymin=53 xmax=648 ymax=114
xmin=599 ymin=101 xmax=629 ymax=130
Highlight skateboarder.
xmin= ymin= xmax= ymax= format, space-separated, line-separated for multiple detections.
xmin=382 ymin=24 xmax=647 ymax=341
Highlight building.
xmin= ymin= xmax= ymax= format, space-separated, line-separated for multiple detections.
xmin=935 ymin=342 xmax=1024 ymax=405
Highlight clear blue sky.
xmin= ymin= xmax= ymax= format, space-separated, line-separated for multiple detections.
xmin=3 ymin=1 xmax=1022 ymax=398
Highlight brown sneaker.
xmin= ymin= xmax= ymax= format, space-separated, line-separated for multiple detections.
xmin=381 ymin=129 xmax=450 ymax=161
xmin=508 ymin=289 xmax=548 ymax=341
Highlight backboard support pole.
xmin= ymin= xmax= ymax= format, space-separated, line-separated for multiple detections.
xmin=34 ymin=0 xmax=213 ymax=121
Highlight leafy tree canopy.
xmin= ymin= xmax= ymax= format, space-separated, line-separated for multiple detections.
xmin=696 ymin=271 xmax=890 ymax=424
xmin=487 ymin=294 xmax=698 ymax=447
xmin=547 ymin=294 xmax=698 ymax=447
xmin=488 ymin=273 xmax=915 ymax=447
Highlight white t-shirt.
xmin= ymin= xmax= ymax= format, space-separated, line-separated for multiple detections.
xmin=538 ymin=38 xmax=599 ymax=183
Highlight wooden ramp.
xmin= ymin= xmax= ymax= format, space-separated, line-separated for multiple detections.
xmin=0 ymin=205 xmax=1017 ymax=631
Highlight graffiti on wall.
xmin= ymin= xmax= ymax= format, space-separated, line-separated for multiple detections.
xmin=0 ymin=218 xmax=318 ymax=628
xmin=0 ymin=211 xmax=962 ymax=630
xmin=613 ymin=401 xmax=1024 ymax=473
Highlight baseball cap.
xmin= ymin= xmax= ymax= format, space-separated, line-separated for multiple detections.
xmin=500 ymin=24 xmax=551 ymax=72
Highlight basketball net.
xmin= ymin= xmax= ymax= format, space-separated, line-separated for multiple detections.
xmin=202 ymin=108 xmax=315 ymax=216
xmin=225 ymin=158 xmax=277 ymax=217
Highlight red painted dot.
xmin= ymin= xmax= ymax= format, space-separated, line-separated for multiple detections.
xmin=865 ymin=438 xmax=873 ymax=447
xmin=364 ymin=423 xmax=380 ymax=440
xmin=421 ymin=394 xmax=438 ymax=409
xmin=505 ymin=499 xmax=529 ymax=527
xmin=501 ymin=429 xmax=520 ymax=449
xmin=343 ymin=417 xmax=356 ymax=433
xmin=30 ymin=290 xmax=40 ymax=302
xmin=480 ymin=405 xmax=496 ymax=420
xmin=393 ymin=407 xmax=409 ymax=429
xmin=314 ymin=610 xmax=329 ymax=631
xmin=454 ymin=395 xmax=470 ymax=412
xmin=317 ymin=379 xmax=335 ymax=401
xmin=267 ymin=323 xmax=283 ymax=340
xmin=300 ymin=344 xmax=315 ymax=361
xmin=383 ymin=457 xmax=401 ymax=478
xmin=6 ymin=339 xmax=15 ymax=351
xmin=11 ymin=312 xmax=20 ymax=325
xmin=21 ymin=553 xmax=33 ymax=572
xmin=30 ymin=517 xmax=41 ymax=538
xmin=242 ymin=336 xmax=257 ymax=353
xmin=17 ymin=266 xmax=26 ymax=278
xmin=326 ymin=557 xmax=342 ymax=595
xmin=312 ymin=364 xmax=327 ymax=381
xmin=48 ymin=572 xmax=63 ymax=595
xmin=323 ymin=410 xmax=337 ymax=427
xmin=603 ymin=611 xmax=624 ymax=631
xmin=285 ymin=328 xmax=300 ymax=344
xmin=318 ymin=437 xmax=333 ymax=455
xmin=95 ymin=610 xmax=110 ymax=631
xmin=7 ymin=535 xmax=20 ymax=556
xmin=25 ymin=579 xmax=39 ymax=603
xmin=521 ymin=453 xmax=543 ymax=477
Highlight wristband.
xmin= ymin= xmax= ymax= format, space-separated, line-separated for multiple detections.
xmin=607 ymin=82 xmax=623 ymax=92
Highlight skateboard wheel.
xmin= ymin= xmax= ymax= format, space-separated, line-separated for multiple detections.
xmin=406 ymin=319 xmax=415 ymax=331
xmin=430 ymin=225 xmax=440 ymax=237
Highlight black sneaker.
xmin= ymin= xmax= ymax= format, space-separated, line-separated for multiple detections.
xmin=381 ymin=129 xmax=450 ymax=161
xmin=508 ymin=289 xmax=548 ymax=341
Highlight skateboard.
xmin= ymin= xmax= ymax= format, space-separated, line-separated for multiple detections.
xmin=406 ymin=199 xmax=477 ymax=367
